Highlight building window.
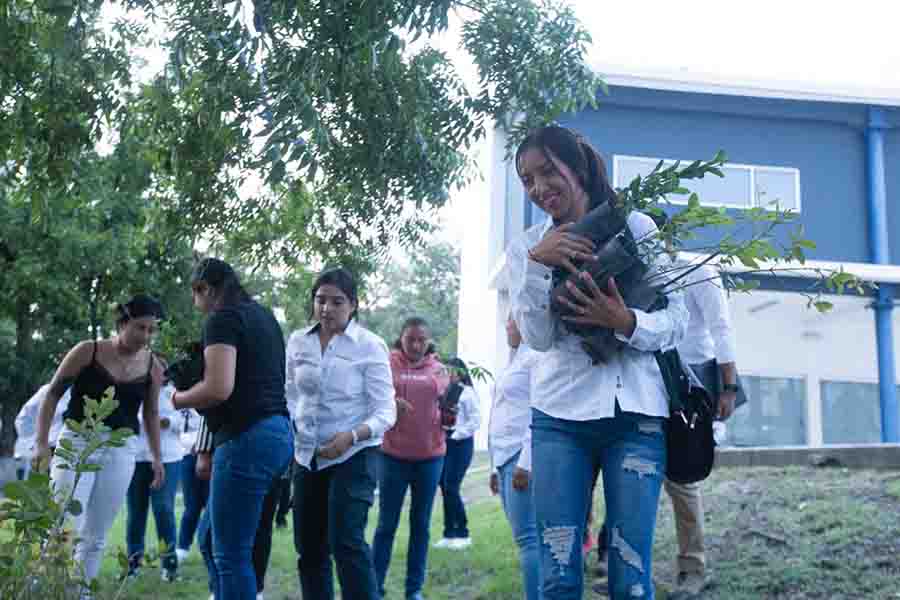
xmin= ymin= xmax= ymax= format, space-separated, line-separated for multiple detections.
xmin=819 ymin=381 xmax=900 ymax=445
xmin=613 ymin=155 xmax=801 ymax=212
xmin=728 ymin=376 xmax=807 ymax=447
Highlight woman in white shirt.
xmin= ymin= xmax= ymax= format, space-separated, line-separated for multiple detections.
xmin=125 ymin=381 xmax=184 ymax=581
xmin=285 ymin=267 xmax=396 ymax=600
xmin=509 ymin=126 xmax=688 ymax=600
xmin=434 ymin=357 xmax=481 ymax=550
xmin=14 ymin=384 xmax=70 ymax=480
xmin=489 ymin=315 xmax=541 ymax=600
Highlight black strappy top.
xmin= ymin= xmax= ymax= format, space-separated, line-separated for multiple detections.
xmin=63 ymin=341 xmax=153 ymax=434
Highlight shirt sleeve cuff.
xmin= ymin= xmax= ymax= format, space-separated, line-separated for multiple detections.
xmin=517 ymin=443 xmax=532 ymax=472
xmin=713 ymin=337 xmax=738 ymax=364
xmin=614 ymin=309 xmax=644 ymax=346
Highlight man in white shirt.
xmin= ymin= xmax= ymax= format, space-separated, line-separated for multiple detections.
xmin=660 ymin=222 xmax=741 ymax=600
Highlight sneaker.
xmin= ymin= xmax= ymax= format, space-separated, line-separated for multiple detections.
xmin=161 ymin=568 xmax=177 ymax=582
xmin=433 ymin=537 xmax=452 ymax=549
xmin=126 ymin=556 xmax=142 ymax=580
xmin=256 ymin=593 xmax=265 ymax=600
xmin=449 ymin=537 xmax=472 ymax=549
xmin=671 ymin=571 xmax=711 ymax=599
xmin=175 ymin=547 xmax=190 ymax=562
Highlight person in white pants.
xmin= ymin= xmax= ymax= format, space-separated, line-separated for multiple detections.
xmin=33 ymin=295 xmax=166 ymax=594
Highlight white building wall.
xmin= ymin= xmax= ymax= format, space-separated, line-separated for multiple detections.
xmin=457 ymin=128 xmax=525 ymax=451
xmin=729 ymin=290 xmax=900 ymax=447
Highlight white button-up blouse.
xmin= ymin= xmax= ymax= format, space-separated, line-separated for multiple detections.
xmin=286 ymin=320 xmax=396 ymax=470
xmin=488 ymin=344 xmax=539 ymax=472
xmin=508 ymin=212 xmax=689 ymax=421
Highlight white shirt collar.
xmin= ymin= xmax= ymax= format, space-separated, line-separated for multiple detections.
xmin=302 ymin=319 xmax=362 ymax=344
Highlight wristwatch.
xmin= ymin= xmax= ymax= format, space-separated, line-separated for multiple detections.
xmin=350 ymin=428 xmax=359 ymax=446
xmin=723 ymin=383 xmax=740 ymax=393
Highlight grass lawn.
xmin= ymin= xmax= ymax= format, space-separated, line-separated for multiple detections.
xmin=32 ymin=459 xmax=900 ymax=599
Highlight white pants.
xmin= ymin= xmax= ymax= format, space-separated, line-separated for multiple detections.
xmin=51 ymin=427 xmax=137 ymax=582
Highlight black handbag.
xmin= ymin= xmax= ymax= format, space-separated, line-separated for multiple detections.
xmin=654 ymin=347 xmax=716 ymax=484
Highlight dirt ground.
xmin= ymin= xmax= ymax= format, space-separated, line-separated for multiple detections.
xmin=585 ymin=466 xmax=900 ymax=599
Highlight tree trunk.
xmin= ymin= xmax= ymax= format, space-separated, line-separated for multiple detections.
xmin=0 ymin=297 xmax=34 ymax=457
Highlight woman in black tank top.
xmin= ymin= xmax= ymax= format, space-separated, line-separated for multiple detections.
xmin=33 ymin=294 xmax=166 ymax=587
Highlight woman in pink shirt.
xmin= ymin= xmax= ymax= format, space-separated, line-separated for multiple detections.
xmin=372 ymin=317 xmax=449 ymax=600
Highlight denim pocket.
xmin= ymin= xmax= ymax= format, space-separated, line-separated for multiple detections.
xmin=342 ymin=449 xmax=377 ymax=505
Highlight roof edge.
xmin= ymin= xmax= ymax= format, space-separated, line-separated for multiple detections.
xmin=593 ymin=63 xmax=900 ymax=109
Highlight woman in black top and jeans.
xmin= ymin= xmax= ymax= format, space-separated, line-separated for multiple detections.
xmin=33 ymin=294 xmax=166 ymax=593
xmin=173 ymin=258 xmax=293 ymax=600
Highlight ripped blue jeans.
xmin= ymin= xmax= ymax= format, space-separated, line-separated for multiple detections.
xmin=531 ymin=407 xmax=666 ymax=600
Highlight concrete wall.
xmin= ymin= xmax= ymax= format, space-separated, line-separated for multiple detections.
xmin=729 ymin=289 xmax=900 ymax=446
xmin=885 ymin=128 xmax=900 ymax=265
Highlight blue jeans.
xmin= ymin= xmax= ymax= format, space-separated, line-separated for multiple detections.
xmin=531 ymin=408 xmax=666 ymax=600
xmin=208 ymin=415 xmax=293 ymax=600
xmin=178 ymin=453 xmax=210 ymax=551
xmin=126 ymin=460 xmax=180 ymax=571
xmin=440 ymin=435 xmax=475 ymax=539
xmin=498 ymin=451 xmax=542 ymax=600
xmin=199 ymin=481 xmax=280 ymax=595
xmin=198 ymin=508 xmax=215 ymax=592
xmin=372 ymin=453 xmax=444 ymax=598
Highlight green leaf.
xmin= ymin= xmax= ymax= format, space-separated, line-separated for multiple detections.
xmin=738 ymin=254 xmax=759 ymax=269
xmin=814 ymin=301 xmax=834 ymax=313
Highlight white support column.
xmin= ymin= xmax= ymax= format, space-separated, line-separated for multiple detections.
xmin=806 ymin=374 xmax=824 ymax=447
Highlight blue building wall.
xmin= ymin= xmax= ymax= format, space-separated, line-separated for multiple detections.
xmin=549 ymin=85 xmax=900 ymax=267
xmin=885 ymin=129 xmax=900 ymax=265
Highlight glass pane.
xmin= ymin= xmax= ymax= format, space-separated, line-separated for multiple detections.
xmin=728 ymin=376 xmax=807 ymax=446
xmin=615 ymin=157 xmax=660 ymax=189
xmin=821 ymin=381 xmax=881 ymax=444
xmin=755 ymin=168 xmax=799 ymax=211
xmin=682 ymin=165 xmax=751 ymax=208
xmin=614 ymin=157 xmax=751 ymax=208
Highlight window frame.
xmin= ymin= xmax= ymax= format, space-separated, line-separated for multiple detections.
xmin=612 ymin=154 xmax=802 ymax=212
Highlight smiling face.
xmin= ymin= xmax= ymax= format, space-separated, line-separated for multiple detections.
xmin=314 ymin=283 xmax=355 ymax=335
xmin=517 ymin=146 xmax=590 ymax=225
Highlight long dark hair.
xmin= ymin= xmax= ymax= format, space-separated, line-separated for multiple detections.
xmin=515 ymin=125 xmax=618 ymax=216
xmin=446 ymin=357 xmax=473 ymax=386
xmin=191 ymin=258 xmax=251 ymax=307
xmin=308 ymin=267 xmax=359 ymax=320
xmin=392 ymin=316 xmax=437 ymax=356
